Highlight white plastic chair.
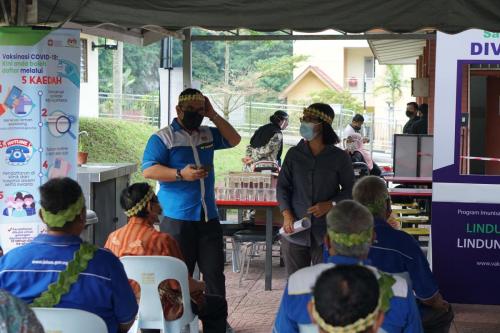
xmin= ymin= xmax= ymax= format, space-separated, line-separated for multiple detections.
xmin=120 ymin=255 xmax=198 ymax=333
xmin=33 ymin=307 xmax=107 ymax=333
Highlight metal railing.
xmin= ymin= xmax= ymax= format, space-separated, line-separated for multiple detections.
xmin=97 ymin=92 xmax=404 ymax=154
xmin=98 ymin=92 xmax=160 ymax=126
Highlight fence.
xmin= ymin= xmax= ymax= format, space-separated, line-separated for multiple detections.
xmin=98 ymin=92 xmax=160 ymax=126
xmin=97 ymin=92 xmax=403 ymax=154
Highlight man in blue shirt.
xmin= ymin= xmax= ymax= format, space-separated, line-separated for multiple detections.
xmin=142 ymin=89 xmax=240 ymax=310
xmin=309 ymin=265 xmax=386 ymax=333
xmin=353 ymin=176 xmax=453 ymax=333
xmin=0 ymin=178 xmax=138 ymax=333
xmin=274 ymin=200 xmax=423 ymax=333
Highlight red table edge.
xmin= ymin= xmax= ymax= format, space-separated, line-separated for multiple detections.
xmin=383 ymin=176 xmax=433 ymax=183
xmin=216 ymin=200 xmax=279 ymax=207
xmin=388 ymin=189 xmax=432 ymax=197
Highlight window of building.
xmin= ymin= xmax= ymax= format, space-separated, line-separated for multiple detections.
xmin=364 ymin=56 xmax=375 ymax=78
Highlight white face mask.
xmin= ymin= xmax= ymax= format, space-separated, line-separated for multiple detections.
xmin=280 ymin=119 xmax=289 ymax=130
xmin=346 ymin=142 xmax=357 ymax=151
xmin=300 ymin=122 xmax=319 ymax=141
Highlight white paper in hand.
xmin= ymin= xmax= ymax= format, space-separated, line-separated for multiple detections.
xmin=279 ymin=217 xmax=312 ymax=236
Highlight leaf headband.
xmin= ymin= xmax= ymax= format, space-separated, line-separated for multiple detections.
xmin=178 ymin=94 xmax=205 ymax=103
xmin=41 ymin=195 xmax=84 ymax=228
xmin=124 ymin=187 xmax=155 ymax=217
xmin=311 ymin=272 xmax=395 ymax=333
xmin=328 ymin=228 xmax=373 ymax=247
xmin=364 ymin=196 xmax=390 ymax=216
xmin=304 ymin=107 xmax=333 ymax=125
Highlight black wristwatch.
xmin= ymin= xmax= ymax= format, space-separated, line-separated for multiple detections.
xmin=176 ymin=169 xmax=183 ymax=181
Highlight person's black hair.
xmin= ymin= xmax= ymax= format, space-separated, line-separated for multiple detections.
xmin=352 ymin=114 xmax=364 ymax=123
xmin=308 ymin=103 xmax=340 ymax=145
xmin=407 ymin=102 xmax=418 ymax=110
xmin=23 ymin=194 xmax=35 ymax=208
xmin=120 ymin=183 xmax=154 ymax=218
xmin=14 ymin=192 xmax=24 ymax=201
xmin=39 ymin=178 xmax=83 ymax=230
xmin=270 ymin=110 xmax=289 ymax=125
xmin=418 ymin=103 xmax=429 ymax=115
xmin=313 ymin=265 xmax=379 ymax=329
xmin=179 ymin=88 xmax=202 ymax=99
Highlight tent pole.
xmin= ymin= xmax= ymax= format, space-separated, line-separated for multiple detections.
xmin=182 ymin=28 xmax=192 ymax=89
xmin=15 ymin=0 xmax=25 ymax=25
xmin=0 ymin=0 xmax=9 ymax=25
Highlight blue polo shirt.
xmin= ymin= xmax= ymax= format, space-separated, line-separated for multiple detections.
xmin=0 ymin=234 xmax=138 ymax=333
xmin=273 ymin=255 xmax=423 ymax=333
xmin=369 ymin=218 xmax=439 ymax=300
xmin=142 ymin=119 xmax=231 ymax=222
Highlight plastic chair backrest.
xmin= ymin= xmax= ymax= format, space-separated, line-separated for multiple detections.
xmin=120 ymin=255 xmax=196 ymax=331
xmin=33 ymin=307 xmax=107 ymax=333
xmin=299 ymin=323 xmax=319 ymax=332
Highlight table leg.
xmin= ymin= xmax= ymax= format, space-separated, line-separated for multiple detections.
xmin=265 ymin=207 xmax=272 ymax=291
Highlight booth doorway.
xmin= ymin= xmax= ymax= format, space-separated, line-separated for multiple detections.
xmin=461 ymin=66 xmax=500 ymax=175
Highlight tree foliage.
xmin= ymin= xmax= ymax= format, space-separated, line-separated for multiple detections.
xmin=307 ymin=89 xmax=364 ymax=113
xmin=99 ymin=39 xmax=160 ymax=94
xmin=99 ymin=33 xmax=302 ymax=101
xmin=374 ymin=64 xmax=407 ymax=108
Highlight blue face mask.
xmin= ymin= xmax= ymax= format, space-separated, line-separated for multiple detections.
xmin=300 ymin=122 xmax=319 ymax=141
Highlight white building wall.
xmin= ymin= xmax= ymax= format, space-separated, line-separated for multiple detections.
xmin=79 ymin=33 xmax=99 ymax=118
xmin=293 ymin=31 xmax=416 ymax=120
xmin=293 ymin=30 xmax=369 ymax=87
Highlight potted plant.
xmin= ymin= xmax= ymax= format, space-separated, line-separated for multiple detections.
xmin=77 ymin=131 xmax=89 ymax=166
xmin=348 ymin=77 xmax=358 ymax=88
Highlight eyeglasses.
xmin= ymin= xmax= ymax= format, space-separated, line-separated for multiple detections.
xmin=300 ymin=116 xmax=321 ymax=124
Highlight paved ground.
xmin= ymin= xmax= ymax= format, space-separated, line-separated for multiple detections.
xmin=225 ymin=246 xmax=286 ymax=333
xmin=224 ymin=247 xmax=500 ymax=333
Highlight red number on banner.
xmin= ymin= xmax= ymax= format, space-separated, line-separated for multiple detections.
xmin=43 ymin=161 xmax=48 ymax=169
xmin=0 ymin=140 xmax=3 ymax=149
xmin=41 ymin=108 xmax=48 ymax=117
xmin=0 ymin=191 xmax=4 ymax=200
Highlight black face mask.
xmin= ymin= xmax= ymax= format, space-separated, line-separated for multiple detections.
xmin=182 ymin=111 xmax=204 ymax=130
xmin=352 ymin=125 xmax=362 ymax=131
xmin=406 ymin=110 xmax=414 ymax=118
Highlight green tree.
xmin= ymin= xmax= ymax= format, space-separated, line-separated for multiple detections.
xmin=374 ymin=65 xmax=407 ymax=110
xmin=297 ymin=89 xmax=365 ymax=131
xmin=99 ymin=39 xmax=160 ymax=94
xmin=203 ymin=41 xmax=306 ymax=118
xmin=255 ymin=54 xmax=308 ymax=98
xmin=99 ymin=32 xmax=299 ymax=103
xmin=308 ymin=89 xmax=364 ymax=113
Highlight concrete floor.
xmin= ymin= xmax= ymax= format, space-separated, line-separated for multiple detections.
xmin=225 ymin=247 xmax=500 ymax=333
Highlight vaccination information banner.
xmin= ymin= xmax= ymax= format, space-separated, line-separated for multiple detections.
xmin=433 ymin=30 xmax=500 ymax=304
xmin=0 ymin=28 xmax=80 ymax=252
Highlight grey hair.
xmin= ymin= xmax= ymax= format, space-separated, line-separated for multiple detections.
xmin=352 ymin=176 xmax=390 ymax=219
xmin=326 ymin=200 xmax=374 ymax=258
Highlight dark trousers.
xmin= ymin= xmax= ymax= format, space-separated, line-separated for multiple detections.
xmin=195 ymin=294 xmax=228 ymax=333
xmin=142 ymin=294 xmax=227 ymax=333
xmin=161 ymin=217 xmax=226 ymax=298
xmin=281 ymin=238 xmax=324 ymax=277
xmin=420 ymin=302 xmax=454 ymax=333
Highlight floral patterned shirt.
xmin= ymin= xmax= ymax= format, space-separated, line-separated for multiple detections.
xmin=0 ymin=290 xmax=44 ymax=333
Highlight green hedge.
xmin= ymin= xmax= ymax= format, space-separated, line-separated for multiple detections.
xmin=79 ymin=117 xmax=156 ymax=184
